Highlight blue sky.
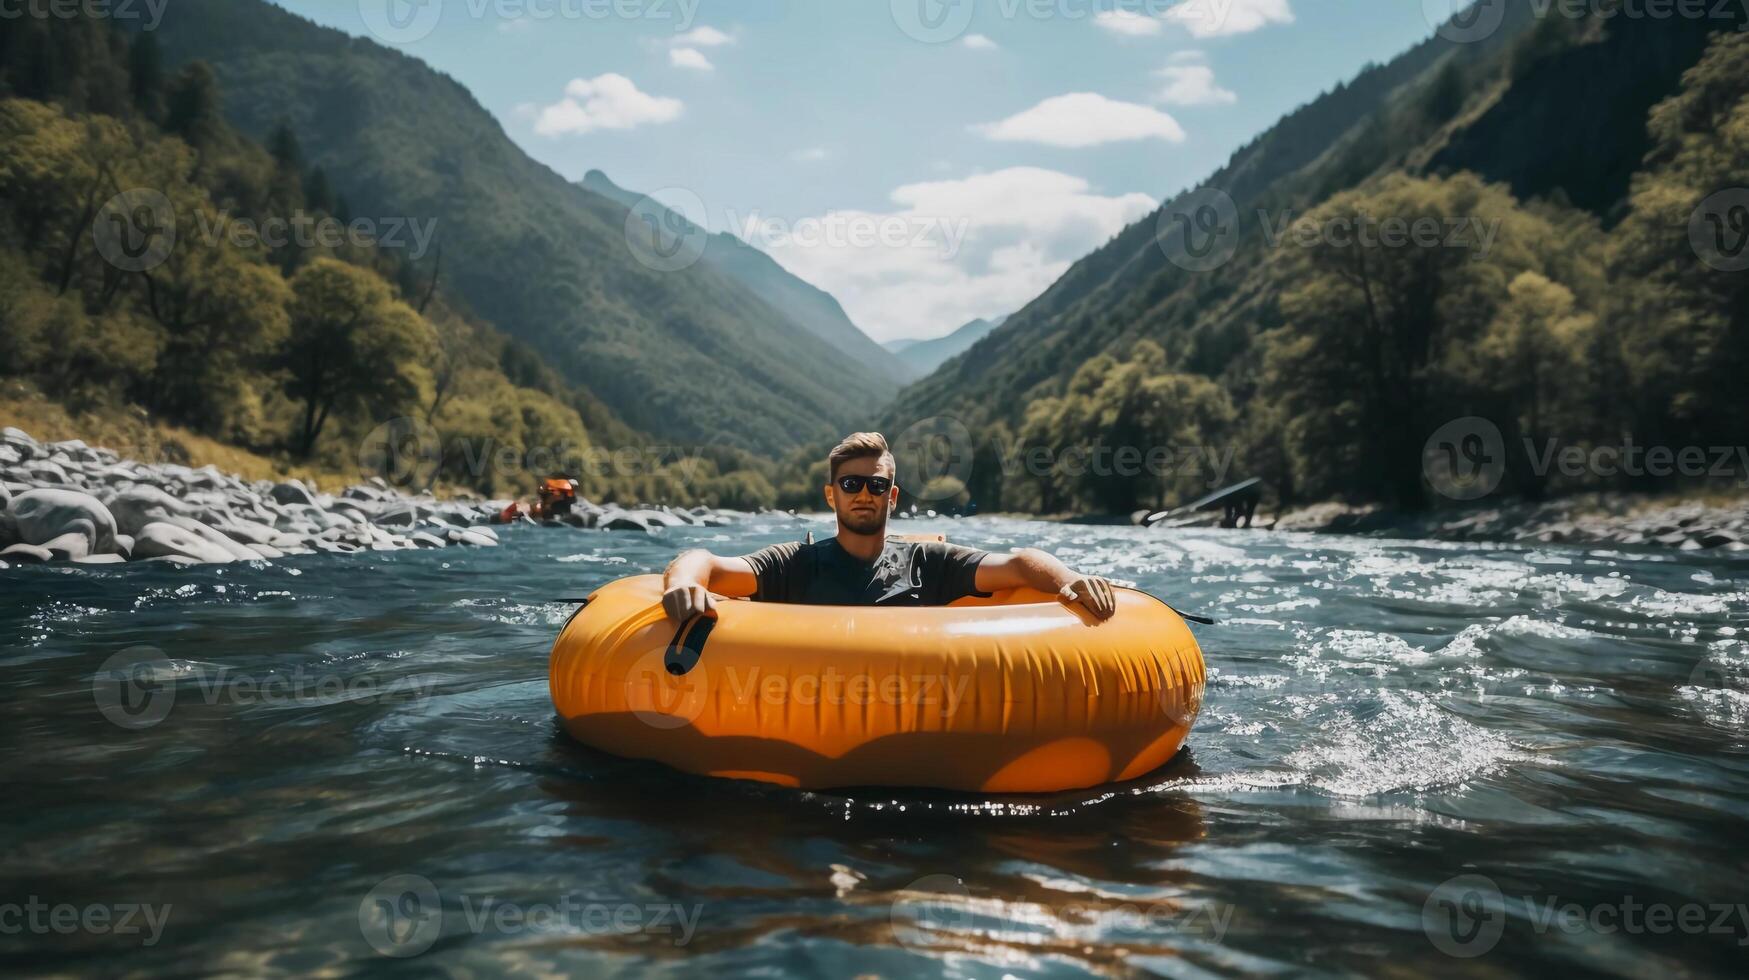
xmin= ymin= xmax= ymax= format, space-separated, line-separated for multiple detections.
xmin=272 ymin=1 xmax=1443 ymax=341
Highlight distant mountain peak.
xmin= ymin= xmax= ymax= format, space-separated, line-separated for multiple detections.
xmin=884 ymin=315 xmax=1006 ymax=377
xmin=577 ymin=168 xmax=911 ymax=384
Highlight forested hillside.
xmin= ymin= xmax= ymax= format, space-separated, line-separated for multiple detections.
xmin=579 ymin=169 xmax=913 ymax=385
xmin=883 ymin=5 xmax=1749 ymax=515
xmin=140 ymin=0 xmax=893 ymax=454
xmin=0 ymin=14 xmax=783 ymax=507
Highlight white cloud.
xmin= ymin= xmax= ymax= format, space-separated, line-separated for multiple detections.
xmin=669 ymin=47 xmax=714 ymax=71
xmin=1094 ymin=10 xmax=1163 ymax=36
xmin=791 ymin=147 xmax=831 ymax=163
xmin=1155 ymin=64 xmax=1236 ymax=106
xmin=671 ymin=25 xmax=734 ymax=47
xmin=962 ymin=33 xmax=997 ymax=49
xmin=747 ymin=167 xmax=1157 ymax=342
xmin=1163 ymin=0 xmax=1294 ymax=38
xmin=976 ymin=93 xmax=1185 ymax=148
xmin=532 ymin=74 xmax=683 ymax=136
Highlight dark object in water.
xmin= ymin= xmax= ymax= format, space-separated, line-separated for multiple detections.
xmin=1148 ymin=477 xmax=1263 ymax=529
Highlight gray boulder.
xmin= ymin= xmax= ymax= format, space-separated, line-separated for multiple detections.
xmin=374 ymin=503 xmax=421 ymax=528
xmin=212 ymin=519 xmax=278 ymax=547
xmin=162 ymin=516 xmax=265 ymax=561
xmin=1 ymin=542 xmax=53 ymax=563
xmin=408 ymin=531 xmax=449 ymax=549
xmin=597 ymin=511 xmax=655 ymax=532
xmin=132 ymin=522 xmax=240 ymax=564
xmin=597 ymin=508 xmax=682 ymax=532
xmin=182 ymin=466 xmax=227 ymax=491
xmin=11 ymin=489 xmax=118 ymax=555
xmin=41 ymin=531 xmax=91 ymax=562
xmin=73 ymin=554 xmax=126 ymax=565
xmin=446 ymin=528 xmax=498 ymax=547
xmin=113 ymin=534 xmax=134 ymax=559
xmin=269 ymin=480 xmax=317 ymax=507
xmin=1699 ymin=530 xmax=1741 ymax=549
xmin=107 ymin=486 xmax=197 ymax=536
xmin=51 ymin=440 xmax=98 ymax=464
xmin=342 ymin=484 xmax=388 ymax=502
xmin=24 ymin=460 xmax=71 ymax=485
xmin=1 ymin=427 xmax=37 ymax=457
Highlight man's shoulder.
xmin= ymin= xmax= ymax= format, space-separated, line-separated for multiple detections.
xmin=745 ymin=539 xmax=807 ymax=566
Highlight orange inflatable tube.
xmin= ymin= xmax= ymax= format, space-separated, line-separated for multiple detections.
xmin=548 ymin=574 xmax=1205 ymax=793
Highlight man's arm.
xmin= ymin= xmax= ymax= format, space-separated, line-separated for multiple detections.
xmin=661 ymin=549 xmax=758 ymax=621
xmin=973 ymin=548 xmax=1117 ymax=620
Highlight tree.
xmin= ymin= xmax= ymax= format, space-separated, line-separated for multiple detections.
xmin=284 ymin=258 xmax=435 ymax=456
xmin=1446 ymin=271 xmax=1594 ymax=498
xmin=1261 ymin=173 xmax=1567 ymax=508
xmin=144 ymin=242 xmax=293 ymax=435
xmin=127 ymin=32 xmax=164 ymax=121
xmin=163 ymin=62 xmax=222 ymax=148
xmin=1610 ymin=30 xmax=1749 ymax=452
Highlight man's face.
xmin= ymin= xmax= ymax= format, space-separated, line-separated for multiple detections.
xmin=825 ymin=455 xmax=897 ymax=536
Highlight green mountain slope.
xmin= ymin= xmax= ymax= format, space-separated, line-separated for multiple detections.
xmin=883 ymin=315 xmax=1005 ymax=376
xmin=881 ymin=3 xmax=1747 ymax=514
xmin=580 ymin=170 xmax=910 ymax=385
xmin=886 ymin=4 xmax=1545 ymax=426
xmin=146 ymin=0 xmax=888 ymax=454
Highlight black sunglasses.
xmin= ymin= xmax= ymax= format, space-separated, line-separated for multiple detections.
xmin=835 ymin=475 xmax=892 ymax=496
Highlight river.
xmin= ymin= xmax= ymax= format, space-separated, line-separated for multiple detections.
xmin=2 ymin=515 xmax=1744 ymax=977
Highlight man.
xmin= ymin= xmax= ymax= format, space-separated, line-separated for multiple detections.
xmin=498 ymin=477 xmax=579 ymax=523
xmin=662 ymin=432 xmax=1117 ymax=622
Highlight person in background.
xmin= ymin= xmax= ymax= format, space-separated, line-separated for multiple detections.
xmin=498 ymin=477 xmax=578 ymax=523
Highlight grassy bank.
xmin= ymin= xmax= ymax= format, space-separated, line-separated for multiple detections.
xmin=0 ymin=381 xmax=358 ymax=491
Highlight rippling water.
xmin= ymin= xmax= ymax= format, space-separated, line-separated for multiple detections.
xmin=2 ymin=516 xmax=1745 ymax=977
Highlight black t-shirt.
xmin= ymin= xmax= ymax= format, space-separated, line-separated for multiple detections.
xmin=744 ymin=538 xmax=991 ymax=606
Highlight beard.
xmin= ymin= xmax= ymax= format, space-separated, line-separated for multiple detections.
xmin=838 ymin=502 xmax=888 ymax=536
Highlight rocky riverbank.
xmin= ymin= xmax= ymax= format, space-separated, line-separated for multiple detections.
xmin=1273 ymin=493 xmax=1749 ymax=552
xmin=0 ymin=427 xmax=750 ymax=569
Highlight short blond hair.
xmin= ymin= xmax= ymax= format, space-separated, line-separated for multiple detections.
xmin=827 ymin=432 xmax=896 ymax=481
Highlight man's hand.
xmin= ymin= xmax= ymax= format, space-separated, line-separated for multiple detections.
xmin=1058 ymin=575 xmax=1117 ymax=621
xmin=662 ymin=582 xmax=717 ymax=623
